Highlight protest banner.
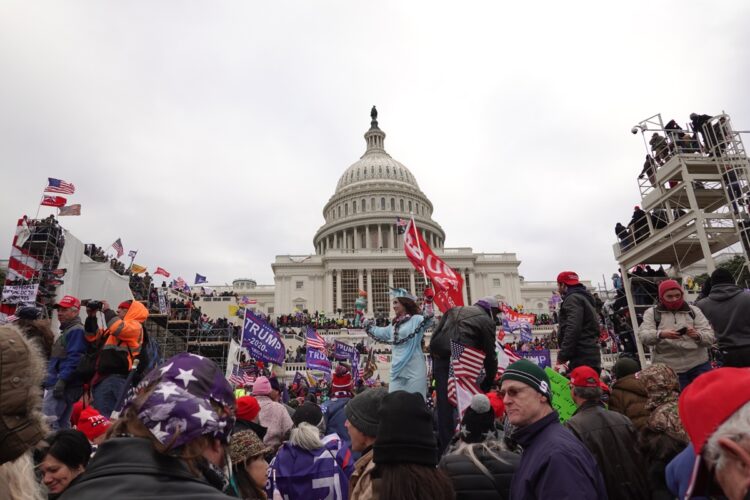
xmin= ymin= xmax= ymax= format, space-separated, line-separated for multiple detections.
xmin=306 ymin=347 xmax=332 ymax=373
xmin=157 ymin=287 xmax=168 ymax=315
xmin=1 ymin=284 xmax=39 ymax=305
xmin=544 ymin=367 xmax=578 ymax=423
xmin=242 ymin=309 xmax=285 ymax=365
xmin=518 ymin=349 xmax=552 ymax=369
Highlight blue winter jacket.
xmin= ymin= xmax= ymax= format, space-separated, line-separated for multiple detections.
xmin=510 ymin=411 xmax=608 ymax=500
xmin=666 ymin=444 xmax=709 ymax=500
xmin=45 ymin=317 xmax=87 ymax=387
xmin=322 ymin=397 xmax=351 ymax=444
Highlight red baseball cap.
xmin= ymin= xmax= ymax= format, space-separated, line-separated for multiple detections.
xmin=679 ymin=368 xmax=750 ymax=497
xmin=118 ymin=301 xmax=132 ymax=310
xmin=569 ymin=366 xmax=600 ymax=388
xmin=76 ymin=406 xmax=110 ymax=442
xmin=556 ymin=271 xmax=580 ymax=286
xmin=55 ymin=295 xmax=81 ymax=309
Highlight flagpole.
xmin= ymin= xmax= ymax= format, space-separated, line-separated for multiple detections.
xmin=34 ymin=183 xmax=47 ymax=220
xmin=127 ymin=251 xmax=137 ymax=275
xmin=410 ymin=212 xmax=433 ymax=290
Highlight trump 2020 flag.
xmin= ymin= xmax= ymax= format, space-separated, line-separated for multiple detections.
xmin=306 ymin=347 xmax=332 ymax=373
xmin=195 ymin=273 xmax=207 ymax=284
xmin=41 ymin=196 xmax=67 ymax=207
xmin=242 ymin=309 xmax=285 ymax=365
xmin=403 ymin=219 xmax=464 ymax=312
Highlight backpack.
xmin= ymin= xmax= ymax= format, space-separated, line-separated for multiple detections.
xmin=133 ymin=328 xmax=161 ymax=383
xmin=653 ymin=307 xmax=695 ymax=329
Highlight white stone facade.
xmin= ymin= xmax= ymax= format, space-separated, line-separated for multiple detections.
xmin=199 ymin=110 xmax=561 ymax=320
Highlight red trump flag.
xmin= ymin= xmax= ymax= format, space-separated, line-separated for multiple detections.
xmin=403 ymin=219 xmax=464 ymax=312
xmin=40 ymin=195 xmax=67 ymax=207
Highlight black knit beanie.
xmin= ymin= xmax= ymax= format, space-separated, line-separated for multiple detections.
xmin=345 ymin=387 xmax=388 ymax=437
xmin=374 ymin=391 xmax=437 ymax=467
xmin=710 ymin=268 xmax=735 ymax=285
xmin=460 ymin=394 xmax=496 ymax=443
xmin=613 ymin=357 xmax=640 ymax=380
xmin=292 ymin=402 xmax=323 ymax=427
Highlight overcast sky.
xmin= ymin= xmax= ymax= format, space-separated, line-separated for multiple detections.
xmin=1 ymin=1 xmax=749 ymax=289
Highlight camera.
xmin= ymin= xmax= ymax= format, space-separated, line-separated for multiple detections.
xmin=83 ymin=299 xmax=103 ymax=311
xmin=631 ymin=126 xmax=641 ymax=135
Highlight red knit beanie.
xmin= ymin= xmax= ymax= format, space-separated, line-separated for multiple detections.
xmin=331 ymin=364 xmax=353 ymax=397
xmin=658 ymin=280 xmax=685 ymax=310
xmin=236 ymin=396 xmax=261 ymax=422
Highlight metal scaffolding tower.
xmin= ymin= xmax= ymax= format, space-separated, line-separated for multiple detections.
xmin=615 ymin=112 xmax=750 ymax=366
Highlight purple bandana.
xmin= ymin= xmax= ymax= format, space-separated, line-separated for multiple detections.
xmin=124 ymin=353 xmax=236 ymax=450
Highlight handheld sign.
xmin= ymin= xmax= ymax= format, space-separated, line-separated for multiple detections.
xmin=544 ymin=367 xmax=578 ymax=423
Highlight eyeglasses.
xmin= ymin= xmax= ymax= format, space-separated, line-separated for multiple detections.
xmin=498 ymin=386 xmax=532 ymax=399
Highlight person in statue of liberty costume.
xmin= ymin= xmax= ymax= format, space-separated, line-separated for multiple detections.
xmin=363 ymin=288 xmax=433 ymax=399
xmin=354 ymin=290 xmax=367 ymax=328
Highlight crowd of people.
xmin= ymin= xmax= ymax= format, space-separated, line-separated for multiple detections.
xmin=617 ymin=113 xmax=748 ymax=251
xmin=1 ymin=265 xmax=749 ymax=499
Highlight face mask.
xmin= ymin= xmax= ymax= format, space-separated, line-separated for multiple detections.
xmin=662 ymin=297 xmax=685 ymax=311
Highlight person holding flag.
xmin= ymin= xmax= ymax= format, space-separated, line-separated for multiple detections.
xmin=429 ymin=296 xmax=500 ymax=455
xmin=363 ymin=288 xmax=432 ymax=399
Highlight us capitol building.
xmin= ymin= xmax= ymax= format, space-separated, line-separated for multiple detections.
xmin=203 ymin=108 xmax=559 ymax=319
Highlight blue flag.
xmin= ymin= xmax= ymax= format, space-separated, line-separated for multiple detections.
xmin=242 ymin=309 xmax=285 ymax=365
xmin=333 ymin=340 xmax=358 ymax=361
xmin=292 ymin=371 xmax=308 ymax=388
xmin=195 ymin=273 xmax=207 ymax=284
xmin=306 ymin=347 xmax=332 ymax=373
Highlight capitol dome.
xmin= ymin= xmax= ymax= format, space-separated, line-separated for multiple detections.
xmin=313 ymin=107 xmax=445 ymax=255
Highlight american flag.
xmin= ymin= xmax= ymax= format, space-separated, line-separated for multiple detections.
xmin=112 ymin=238 xmax=124 ymax=258
xmin=228 ymin=364 xmax=256 ymax=386
xmin=45 ymin=177 xmax=75 ymax=195
xmin=448 ymin=340 xmax=486 ymax=409
xmin=395 ymin=217 xmax=409 ymax=234
xmin=497 ymin=341 xmax=521 ymax=375
xmin=305 ymin=326 xmax=327 ymax=351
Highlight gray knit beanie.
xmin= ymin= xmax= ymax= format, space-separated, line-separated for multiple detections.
xmin=344 ymin=387 xmax=388 ymax=437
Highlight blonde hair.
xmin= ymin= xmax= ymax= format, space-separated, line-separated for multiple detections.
xmin=0 ymin=452 xmax=45 ymax=500
xmin=288 ymin=422 xmax=325 ymax=450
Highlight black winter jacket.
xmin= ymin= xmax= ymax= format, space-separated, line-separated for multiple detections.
xmin=440 ymin=445 xmax=519 ymax=500
xmin=429 ymin=305 xmax=497 ymax=389
xmin=565 ymin=401 xmax=650 ymax=500
xmin=696 ymin=283 xmax=750 ymax=350
xmin=60 ymin=437 xmax=234 ymax=500
xmin=557 ymin=286 xmax=601 ymax=370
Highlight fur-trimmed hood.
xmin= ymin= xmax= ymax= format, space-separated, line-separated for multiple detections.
xmin=0 ymin=323 xmax=48 ymax=465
